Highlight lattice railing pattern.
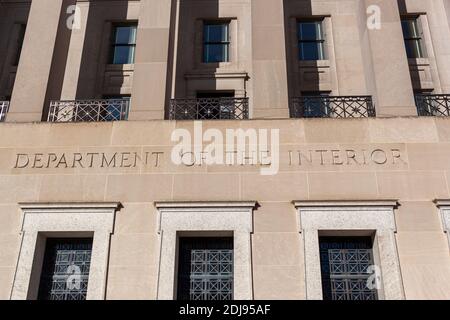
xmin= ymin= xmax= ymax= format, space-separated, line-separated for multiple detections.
xmin=189 ymin=249 xmax=233 ymax=300
xmin=0 ymin=101 xmax=9 ymax=122
xmin=170 ymin=98 xmax=249 ymax=120
xmin=39 ymin=240 xmax=92 ymax=300
xmin=415 ymin=94 xmax=450 ymax=117
xmin=291 ymin=96 xmax=376 ymax=118
xmin=48 ymin=99 xmax=129 ymax=122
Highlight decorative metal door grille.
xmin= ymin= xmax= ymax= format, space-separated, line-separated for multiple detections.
xmin=169 ymin=98 xmax=249 ymax=120
xmin=415 ymin=94 xmax=450 ymax=116
xmin=37 ymin=238 xmax=93 ymax=300
xmin=319 ymin=237 xmax=378 ymax=301
xmin=47 ymin=99 xmax=129 ymax=122
xmin=0 ymin=101 xmax=9 ymax=122
xmin=291 ymin=96 xmax=376 ymax=118
xmin=177 ymin=238 xmax=233 ymax=301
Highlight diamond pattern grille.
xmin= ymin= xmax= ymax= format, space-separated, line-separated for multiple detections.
xmin=320 ymin=237 xmax=378 ymax=301
xmin=0 ymin=101 xmax=9 ymax=122
xmin=48 ymin=99 xmax=129 ymax=122
xmin=169 ymin=98 xmax=249 ymax=120
xmin=291 ymin=96 xmax=376 ymax=118
xmin=415 ymin=94 xmax=450 ymax=117
xmin=38 ymin=239 xmax=93 ymax=301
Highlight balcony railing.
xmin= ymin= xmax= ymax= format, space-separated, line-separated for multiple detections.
xmin=169 ymin=97 xmax=249 ymax=120
xmin=290 ymin=96 xmax=376 ymax=118
xmin=47 ymin=99 xmax=129 ymax=122
xmin=415 ymin=94 xmax=450 ymax=117
xmin=0 ymin=101 xmax=9 ymax=122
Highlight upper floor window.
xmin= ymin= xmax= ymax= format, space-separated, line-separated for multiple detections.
xmin=203 ymin=22 xmax=230 ymax=63
xmin=110 ymin=24 xmax=137 ymax=64
xmin=401 ymin=17 xmax=425 ymax=59
xmin=298 ymin=20 xmax=325 ymax=61
xmin=13 ymin=24 xmax=26 ymax=66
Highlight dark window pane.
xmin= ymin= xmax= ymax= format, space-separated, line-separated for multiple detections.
xmin=401 ymin=18 xmax=424 ymax=58
xmin=112 ymin=46 xmax=135 ymax=64
xmin=401 ymin=20 xmax=418 ymax=38
xmin=404 ymin=39 xmax=422 ymax=59
xmin=204 ymin=24 xmax=228 ymax=42
xmin=299 ymin=22 xmax=322 ymax=40
xmin=299 ymin=42 xmax=324 ymax=60
xmin=203 ymin=22 xmax=229 ymax=63
xmin=204 ymin=44 xmax=228 ymax=63
xmin=298 ymin=21 xmax=325 ymax=61
xmin=114 ymin=26 xmax=137 ymax=45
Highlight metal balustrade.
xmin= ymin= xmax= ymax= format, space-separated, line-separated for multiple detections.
xmin=169 ymin=97 xmax=249 ymax=120
xmin=47 ymin=99 xmax=130 ymax=122
xmin=291 ymin=96 xmax=376 ymax=118
xmin=415 ymin=94 xmax=450 ymax=117
xmin=0 ymin=101 xmax=9 ymax=122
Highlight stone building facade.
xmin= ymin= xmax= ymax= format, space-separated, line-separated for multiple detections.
xmin=0 ymin=0 xmax=449 ymax=300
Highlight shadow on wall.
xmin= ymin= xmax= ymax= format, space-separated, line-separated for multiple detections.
xmin=172 ymin=0 xmax=223 ymax=99
xmin=41 ymin=0 xmax=77 ymax=120
xmin=0 ymin=1 xmax=31 ymax=101
xmin=396 ymin=0 xmax=421 ymax=94
xmin=283 ymin=0 xmax=319 ymax=115
xmin=75 ymin=2 xmax=130 ymax=100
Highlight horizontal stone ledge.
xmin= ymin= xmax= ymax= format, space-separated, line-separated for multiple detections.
xmin=19 ymin=202 xmax=123 ymax=211
xmin=292 ymin=200 xmax=399 ymax=208
xmin=154 ymin=201 xmax=257 ymax=209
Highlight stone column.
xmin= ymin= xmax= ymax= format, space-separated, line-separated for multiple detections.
xmin=251 ymin=0 xmax=290 ymax=118
xmin=426 ymin=0 xmax=450 ymax=93
xmin=10 ymin=231 xmax=39 ymax=300
xmin=376 ymin=229 xmax=405 ymax=300
xmin=156 ymin=230 xmax=177 ymax=300
xmin=361 ymin=0 xmax=417 ymax=116
xmin=128 ymin=0 xmax=174 ymax=120
xmin=302 ymin=228 xmax=323 ymax=300
xmin=7 ymin=0 xmax=64 ymax=122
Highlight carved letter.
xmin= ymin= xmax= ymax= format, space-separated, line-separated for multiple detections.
xmin=14 ymin=154 xmax=29 ymax=169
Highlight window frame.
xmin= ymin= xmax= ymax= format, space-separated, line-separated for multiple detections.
xmin=154 ymin=201 xmax=256 ymax=300
xmin=294 ymin=201 xmax=405 ymax=300
xmin=110 ymin=23 xmax=138 ymax=65
xmin=203 ymin=21 xmax=231 ymax=63
xmin=297 ymin=20 xmax=326 ymax=61
xmin=11 ymin=203 xmax=121 ymax=300
xmin=401 ymin=17 xmax=425 ymax=59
